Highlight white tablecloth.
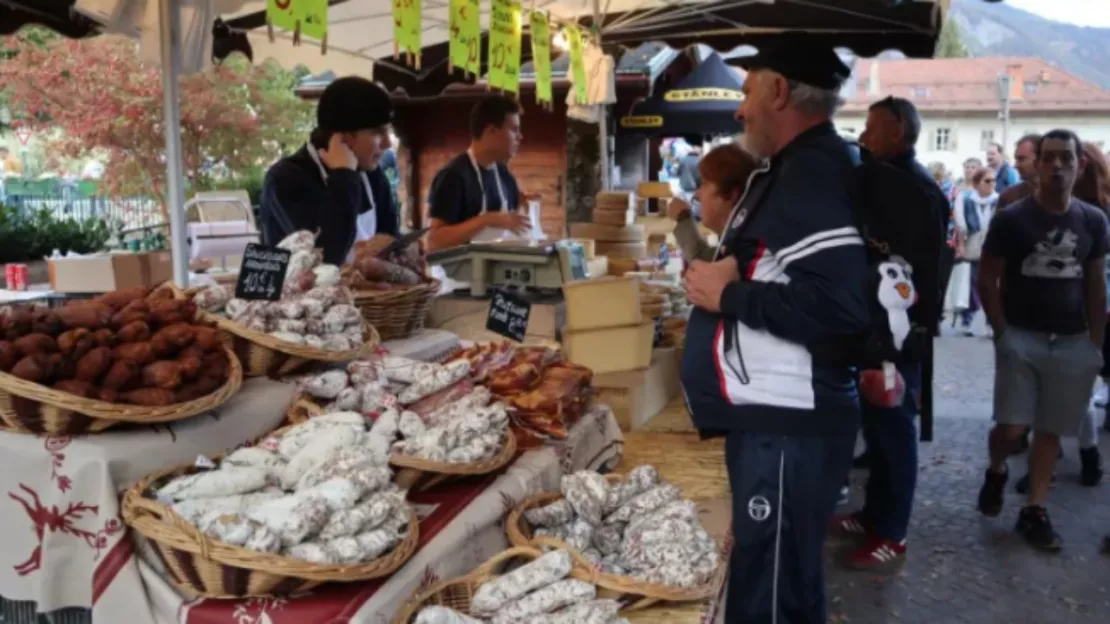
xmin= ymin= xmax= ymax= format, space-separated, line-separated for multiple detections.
xmin=143 ymin=404 xmax=624 ymax=624
xmin=0 ymin=330 xmax=462 ymax=622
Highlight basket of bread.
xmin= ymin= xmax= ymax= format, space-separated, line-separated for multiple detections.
xmin=291 ymin=354 xmax=516 ymax=491
xmin=392 ymin=546 xmax=631 ymax=624
xmin=342 ymin=233 xmax=439 ymax=341
xmin=188 ymin=231 xmax=379 ymax=378
xmin=0 ymin=286 xmax=242 ymax=435
xmin=506 ymin=467 xmax=726 ymax=610
xmin=122 ymin=409 xmax=420 ymax=598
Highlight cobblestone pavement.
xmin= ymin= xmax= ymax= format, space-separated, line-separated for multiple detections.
xmin=827 ymin=323 xmax=1110 ymax=624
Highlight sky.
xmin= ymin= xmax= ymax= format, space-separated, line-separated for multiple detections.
xmin=1004 ymin=0 xmax=1110 ymax=28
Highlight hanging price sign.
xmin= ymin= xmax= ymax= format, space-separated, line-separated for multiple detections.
xmin=567 ymin=26 xmax=588 ymax=105
xmin=529 ymin=10 xmax=553 ymax=108
xmin=488 ymin=0 xmax=523 ymax=94
xmin=266 ymin=0 xmax=327 ymax=41
xmin=393 ymin=0 xmax=423 ymax=67
xmin=449 ymin=0 xmax=480 ymax=76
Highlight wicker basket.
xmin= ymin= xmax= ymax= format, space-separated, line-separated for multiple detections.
xmin=0 ymin=344 xmax=243 ymax=435
xmin=391 ymin=546 xmax=576 ymax=623
xmin=285 ymin=392 xmax=518 ymax=491
xmin=207 ymin=313 xmax=380 ymax=378
xmin=506 ymin=475 xmax=726 ymax=610
xmin=351 ymin=280 xmax=439 ymax=341
xmin=122 ymin=457 xmax=420 ymax=598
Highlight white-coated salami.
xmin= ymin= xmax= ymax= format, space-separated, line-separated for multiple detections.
xmin=284 ymin=541 xmax=339 ymax=564
xmin=490 ymin=579 xmax=596 ymax=622
xmin=604 ymin=484 xmax=679 ymax=525
xmin=533 ymin=599 xmax=622 ymax=624
xmin=398 ymin=359 xmax=471 ymax=404
xmin=247 ymin=494 xmax=330 ymax=547
xmin=470 ymin=549 xmax=573 ymax=615
xmin=561 ymin=472 xmax=609 ymax=526
xmin=158 ymin=466 xmax=269 ymax=501
xmin=603 ymin=465 xmax=659 ymax=512
xmin=280 ymin=426 xmax=364 ymax=489
xmin=413 ymin=606 xmax=483 ymax=624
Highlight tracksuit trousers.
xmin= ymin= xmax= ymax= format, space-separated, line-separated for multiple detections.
xmin=724 ymin=431 xmax=855 ymax=623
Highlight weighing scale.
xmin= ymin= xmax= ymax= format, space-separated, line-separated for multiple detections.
xmin=427 ymin=239 xmax=588 ymax=297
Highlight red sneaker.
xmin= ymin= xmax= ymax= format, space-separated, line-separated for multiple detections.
xmin=829 ymin=512 xmax=871 ymax=539
xmin=846 ymin=536 xmax=906 ymax=570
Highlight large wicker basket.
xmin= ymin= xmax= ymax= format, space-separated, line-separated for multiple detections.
xmin=506 ymin=475 xmax=727 ymax=611
xmin=208 ymin=313 xmax=380 ymax=378
xmin=122 ymin=456 xmax=420 ymax=598
xmin=351 ymin=280 xmax=439 ymax=341
xmin=287 ymin=393 xmax=518 ymax=491
xmin=391 ymin=546 xmax=582 ymax=623
xmin=0 ymin=344 xmax=243 ymax=435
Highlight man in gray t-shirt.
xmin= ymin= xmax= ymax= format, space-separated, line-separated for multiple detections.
xmin=976 ymin=129 xmax=1109 ymax=553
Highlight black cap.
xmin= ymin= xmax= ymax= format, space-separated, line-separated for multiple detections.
xmin=317 ymin=76 xmax=393 ymax=133
xmin=727 ymin=40 xmax=850 ymax=90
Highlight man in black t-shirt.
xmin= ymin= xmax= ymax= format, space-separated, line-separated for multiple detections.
xmin=977 ymin=129 xmax=1109 ymax=552
xmin=426 ymin=96 xmax=530 ymax=251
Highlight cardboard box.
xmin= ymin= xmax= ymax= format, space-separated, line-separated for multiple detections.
xmin=593 ymin=347 xmax=683 ymax=430
xmin=48 ymin=251 xmax=172 ymax=294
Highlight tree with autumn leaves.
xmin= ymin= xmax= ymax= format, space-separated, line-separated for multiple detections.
xmin=0 ymin=31 xmax=313 ymax=221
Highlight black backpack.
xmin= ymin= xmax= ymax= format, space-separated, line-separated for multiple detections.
xmin=852 ymin=155 xmax=948 ymax=366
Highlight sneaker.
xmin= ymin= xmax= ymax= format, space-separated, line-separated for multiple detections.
xmin=977 ymin=468 xmax=1007 ymax=517
xmin=1014 ymin=472 xmax=1057 ymax=494
xmin=830 ymin=512 xmax=871 ymax=539
xmin=846 ymin=536 xmax=906 ymax=570
xmin=1080 ymin=446 xmax=1103 ymax=486
xmin=1015 ymin=505 xmax=1063 ymax=552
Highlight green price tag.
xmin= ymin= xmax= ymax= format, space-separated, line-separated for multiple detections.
xmin=449 ymin=0 xmax=481 ymax=75
xmin=529 ymin=10 xmax=553 ymax=106
xmin=488 ymin=0 xmax=523 ymax=94
xmin=267 ymin=0 xmax=298 ymax=32
xmin=393 ymin=0 xmax=422 ymax=57
xmin=567 ymin=26 xmax=587 ymax=105
xmin=301 ymin=0 xmax=327 ymax=39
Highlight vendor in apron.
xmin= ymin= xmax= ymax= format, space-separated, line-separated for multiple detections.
xmin=426 ymin=95 xmax=531 ymax=252
xmin=260 ymin=76 xmax=400 ymax=265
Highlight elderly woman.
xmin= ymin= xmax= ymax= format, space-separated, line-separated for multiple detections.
xmin=665 ymin=143 xmax=760 ymax=261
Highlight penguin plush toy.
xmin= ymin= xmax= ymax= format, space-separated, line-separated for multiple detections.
xmin=859 ymin=255 xmax=917 ymax=408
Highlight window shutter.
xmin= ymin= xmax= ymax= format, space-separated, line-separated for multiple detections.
xmin=950 ymin=130 xmax=959 ymax=152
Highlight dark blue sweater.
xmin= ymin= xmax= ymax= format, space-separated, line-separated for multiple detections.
xmin=680 ymin=123 xmax=870 ymax=438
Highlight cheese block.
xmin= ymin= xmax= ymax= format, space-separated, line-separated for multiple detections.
xmin=563 ymin=321 xmax=654 ymax=374
xmin=636 ymin=181 xmax=673 ymax=199
xmin=569 ymin=222 xmax=645 ymax=243
xmin=607 ymin=258 xmax=638 ymax=276
xmin=595 ymin=191 xmax=633 ymax=211
xmin=563 ymin=276 xmax=642 ymax=331
xmin=641 ymin=303 xmax=665 ymax=318
xmin=595 ymin=241 xmax=648 ymax=260
xmin=593 ymin=208 xmax=633 ymax=227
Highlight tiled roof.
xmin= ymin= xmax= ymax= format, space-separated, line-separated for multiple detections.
xmin=838 ymin=57 xmax=1110 ymax=114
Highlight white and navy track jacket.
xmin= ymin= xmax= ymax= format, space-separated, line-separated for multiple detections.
xmin=680 ymin=123 xmax=871 ymax=438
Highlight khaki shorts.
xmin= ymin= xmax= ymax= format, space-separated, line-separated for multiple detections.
xmin=993 ymin=327 xmax=1103 ymax=436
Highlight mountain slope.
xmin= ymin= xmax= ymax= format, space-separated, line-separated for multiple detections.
xmin=950 ymin=0 xmax=1110 ymax=89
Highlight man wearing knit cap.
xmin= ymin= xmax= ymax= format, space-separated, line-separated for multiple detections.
xmin=261 ymin=76 xmax=400 ymax=265
xmin=681 ymin=40 xmax=868 ymax=623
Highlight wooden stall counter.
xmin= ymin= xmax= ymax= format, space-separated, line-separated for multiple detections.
xmin=426 ymin=292 xmax=564 ymax=347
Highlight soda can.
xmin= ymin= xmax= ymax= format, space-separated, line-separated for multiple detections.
xmin=15 ymin=264 xmax=28 ymax=291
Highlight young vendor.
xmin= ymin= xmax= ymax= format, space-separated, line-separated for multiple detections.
xmin=260 ymin=76 xmax=400 ymax=265
xmin=425 ymin=95 xmax=531 ymax=251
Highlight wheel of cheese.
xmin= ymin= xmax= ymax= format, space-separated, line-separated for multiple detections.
xmin=569 ymin=222 xmax=645 ymax=243
xmin=663 ymin=317 xmax=688 ymax=331
xmin=592 ymin=208 xmax=632 ymax=227
xmin=607 ymin=257 xmax=639 ymax=276
xmin=596 ymin=240 xmax=648 ymax=260
xmin=636 ymin=181 xmax=673 ymax=199
xmin=641 ymin=303 xmax=665 ymax=318
xmin=640 ymin=293 xmax=667 ymax=305
xmin=595 ymin=191 xmax=632 ymax=211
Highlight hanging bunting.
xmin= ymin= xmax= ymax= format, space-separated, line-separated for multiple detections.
xmin=529 ymin=10 xmax=553 ymax=110
xmin=449 ymin=0 xmax=481 ymax=77
xmin=566 ymin=25 xmax=587 ymax=105
xmin=393 ymin=0 xmax=423 ymax=68
xmin=488 ymin=0 xmax=523 ymax=94
xmin=301 ymin=0 xmax=328 ymax=49
xmin=266 ymin=0 xmax=298 ymax=42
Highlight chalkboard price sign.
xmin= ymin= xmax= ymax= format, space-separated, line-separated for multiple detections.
xmin=235 ymin=243 xmax=292 ymax=301
xmin=486 ymin=289 xmax=531 ymax=342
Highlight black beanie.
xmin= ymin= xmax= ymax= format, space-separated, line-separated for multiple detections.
xmin=316 ymin=76 xmax=393 ymax=132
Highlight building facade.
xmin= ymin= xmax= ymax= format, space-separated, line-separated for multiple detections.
xmin=834 ymin=57 xmax=1110 ymax=178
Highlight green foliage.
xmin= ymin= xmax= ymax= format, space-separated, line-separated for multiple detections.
xmin=936 ymin=17 xmax=969 ymax=59
xmin=0 ymin=205 xmax=111 ymax=263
